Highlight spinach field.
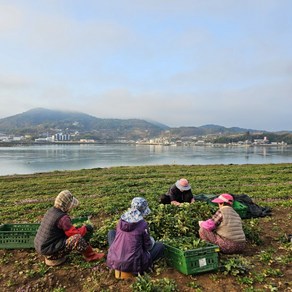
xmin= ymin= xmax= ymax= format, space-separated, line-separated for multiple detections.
xmin=0 ymin=164 xmax=291 ymax=291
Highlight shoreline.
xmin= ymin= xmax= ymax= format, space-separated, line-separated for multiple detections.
xmin=0 ymin=141 xmax=291 ymax=147
xmin=1 ymin=162 xmax=292 ymax=178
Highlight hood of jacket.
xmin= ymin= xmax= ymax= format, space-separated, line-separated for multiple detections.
xmin=119 ymin=219 xmax=139 ymax=232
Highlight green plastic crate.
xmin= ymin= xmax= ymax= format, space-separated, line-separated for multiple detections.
xmin=0 ymin=217 xmax=88 ymax=249
xmin=0 ymin=224 xmax=39 ymax=249
xmin=164 ymin=242 xmax=219 ymax=275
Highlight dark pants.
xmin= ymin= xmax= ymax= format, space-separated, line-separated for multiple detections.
xmin=107 ymin=229 xmax=164 ymax=263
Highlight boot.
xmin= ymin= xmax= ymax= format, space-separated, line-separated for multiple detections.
xmin=83 ymin=245 xmax=105 ymax=262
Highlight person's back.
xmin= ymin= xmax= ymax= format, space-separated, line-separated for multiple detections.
xmin=107 ymin=218 xmax=152 ymax=273
xmin=107 ymin=197 xmax=164 ymax=275
xmin=216 ymin=206 xmax=246 ymax=242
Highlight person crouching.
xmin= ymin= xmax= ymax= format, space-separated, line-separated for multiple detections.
xmin=106 ymin=197 xmax=164 ymax=275
xmin=198 ymin=193 xmax=246 ymax=254
xmin=34 ymin=190 xmax=104 ymax=266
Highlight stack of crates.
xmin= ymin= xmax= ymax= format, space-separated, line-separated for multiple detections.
xmin=0 ymin=217 xmax=88 ymax=249
xmin=164 ymin=242 xmax=219 ymax=275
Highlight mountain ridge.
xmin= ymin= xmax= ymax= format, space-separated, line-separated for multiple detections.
xmin=0 ymin=108 xmax=290 ymax=141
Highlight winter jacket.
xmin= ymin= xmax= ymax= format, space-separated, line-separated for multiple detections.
xmin=168 ymin=184 xmax=193 ymax=203
xmin=34 ymin=207 xmax=67 ymax=255
xmin=216 ymin=206 xmax=246 ymax=243
xmin=106 ymin=219 xmax=153 ymax=274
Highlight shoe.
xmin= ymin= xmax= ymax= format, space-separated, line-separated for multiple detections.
xmin=44 ymin=256 xmax=67 ymax=266
xmin=83 ymin=245 xmax=105 ymax=262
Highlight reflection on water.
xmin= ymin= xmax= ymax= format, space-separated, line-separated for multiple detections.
xmin=0 ymin=144 xmax=291 ymax=175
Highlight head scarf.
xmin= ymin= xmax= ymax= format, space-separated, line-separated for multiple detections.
xmin=54 ymin=190 xmax=79 ymax=212
xmin=121 ymin=197 xmax=151 ymax=223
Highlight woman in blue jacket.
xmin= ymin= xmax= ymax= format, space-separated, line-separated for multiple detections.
xmin=106 ymin=197 xmax=164 ymax=274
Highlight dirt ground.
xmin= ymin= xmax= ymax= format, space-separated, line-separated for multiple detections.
xmin=0 ymin=207 xmax=291 ymax=292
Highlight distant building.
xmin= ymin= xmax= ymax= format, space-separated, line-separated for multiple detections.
xmin=54 ymin=133 xmax=71 ymax=141
xmin=253 ymin=137 xmax=269 ymax=145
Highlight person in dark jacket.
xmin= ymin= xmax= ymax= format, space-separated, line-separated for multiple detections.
xmin=159 ymin=178 xmax=194 ymax=205
xmin=106 ymin=197 xmax=164 ymax=275
xmin=34 ymin=190 xmax=105 ymax=266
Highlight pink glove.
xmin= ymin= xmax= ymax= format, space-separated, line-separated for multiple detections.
xmin=199 ymin=219 xmax=216 ymax=231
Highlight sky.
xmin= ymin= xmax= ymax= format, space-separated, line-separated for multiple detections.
xmin=0 ymin=1 xmax=292 ymax=132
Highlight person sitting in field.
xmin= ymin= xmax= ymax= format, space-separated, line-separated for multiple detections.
xmin=159 ymin=178 xmax=194 ymax=205
xmin=198 ymin=193 xmax=246 ymax=254
xmin=106 ymin=197 xmax=164 ymax=275
xmin=34 ymin=190 xmax=105 ymax=266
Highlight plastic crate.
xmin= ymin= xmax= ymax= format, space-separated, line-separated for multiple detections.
xmin=0 ymin=223 xmax=39 ymax=249
xmin=0 ymin=217 xmax=88 ymax=249
xmin=164 ymin=242 xmax=219 ymax=275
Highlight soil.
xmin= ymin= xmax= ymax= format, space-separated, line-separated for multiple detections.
xmin=0 ymin=207 xmax=291 ymax=292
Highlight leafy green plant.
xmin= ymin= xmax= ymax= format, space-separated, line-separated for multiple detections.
xmin=188 ymin=280 xmax=202 ymax=290
xmin=163 ymin=236 xmax=208 ymax=250
xmin=36 ymin=262 xmax=50 ymax=277
xmin=221 ymin=256 xmax=250 ymax=276
xmin=237 ymin=276 xmax=254 ymax=285
xmin=132 ymin=274 xmax=178 ymax=292
xmin=258 ymin=248 xmax=275 ymax=263
xmin=243 ymin=219 xmax=262 ymax=245
xmin=147 ymin=202 xmax=212 ymax=240
xmin=262 ymin=268 xmax=283 ymax=277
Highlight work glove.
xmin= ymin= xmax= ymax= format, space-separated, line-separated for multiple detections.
xmin=84 ymin=224 xmax=94 ymax=242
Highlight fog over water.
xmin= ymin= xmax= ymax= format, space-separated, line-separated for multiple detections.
xmin=0 ymin=144 xmax=291 ymax=176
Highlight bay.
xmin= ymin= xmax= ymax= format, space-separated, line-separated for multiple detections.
xmin=0 ymin=144 xmax=291 ymax=176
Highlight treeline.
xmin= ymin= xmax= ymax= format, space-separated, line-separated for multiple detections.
xmin=213 ymin=132 xmax=292 ymax=144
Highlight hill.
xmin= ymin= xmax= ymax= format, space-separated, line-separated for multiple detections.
xmin=0 ymin=108 xmax=291 ymax=143
xmin=0 ymin=108 xmax=169 ymax=140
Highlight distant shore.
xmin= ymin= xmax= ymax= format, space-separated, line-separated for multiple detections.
xmin=0 ymin=141 xmax=290 ymax=147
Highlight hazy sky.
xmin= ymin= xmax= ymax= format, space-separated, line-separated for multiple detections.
xmin=0 ymin=1 xmax=291 ymax=131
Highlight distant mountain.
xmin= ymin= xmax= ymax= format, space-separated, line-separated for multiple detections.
xmin=0 ymin=108 xmax=290 ymax=142
xmin=0 ymin=108 xmax=168 ymax=140
xmin=197 ymin=124 xmax=261 ymax=134
xmin=165 ymin=124 xmax=260 ymax=138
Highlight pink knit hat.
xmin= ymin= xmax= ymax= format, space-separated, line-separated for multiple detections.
xmin=211 ymin=193 xmax=234 ymax=205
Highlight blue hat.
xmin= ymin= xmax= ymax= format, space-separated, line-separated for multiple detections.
xmin=131 ymin=197 xmax=151 ymax=216
xmin=121 ymin=197 xmax=151 ymax=223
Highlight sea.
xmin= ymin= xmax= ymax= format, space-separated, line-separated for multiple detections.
xmin=0 ymin=144 xmax=291 ymax=176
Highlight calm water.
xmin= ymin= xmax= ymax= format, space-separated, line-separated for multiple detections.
xmin=0 ymin=144 xmax=291 ymax=176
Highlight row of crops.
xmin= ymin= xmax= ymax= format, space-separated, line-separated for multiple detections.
xmin=0 ymin=163 xmax=291 ymax=249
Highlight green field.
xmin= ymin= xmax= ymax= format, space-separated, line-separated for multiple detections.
xmin=0 ymin=163 xmax=291 ymax=291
